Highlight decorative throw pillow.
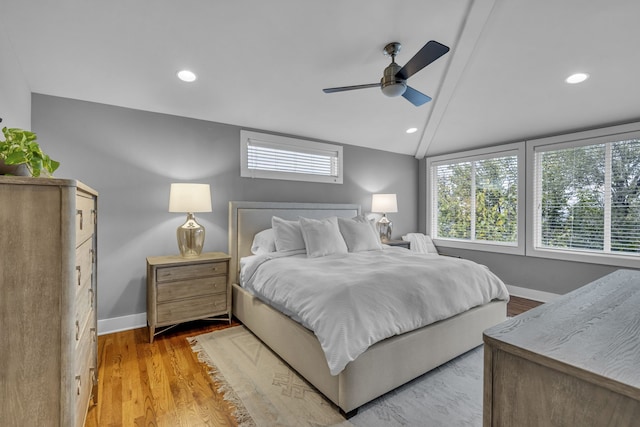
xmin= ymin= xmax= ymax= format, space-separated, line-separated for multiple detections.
xmin=338 ymin=215 xmax=383 ymax=252
xmin=299 ymin=216 xmax=348 ymax=258
xmin=250 ymin=228 xmax=277 ymax=255
xmin=272 ymin=216 xmax=306 ymax=252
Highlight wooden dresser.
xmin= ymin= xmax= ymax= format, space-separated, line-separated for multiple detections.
xmin=483 ymin=269 xmax=640 ymax=427
xmin=146 ymin=252 xmax=231 ymax=342
xmin=0 ymin=176 xmax=98 ymax=427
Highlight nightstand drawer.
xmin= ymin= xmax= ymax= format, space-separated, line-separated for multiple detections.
xmin=156 ymin=261 xmax=227 ymax=282
xmin=157 ymin=293 xmax=227 ymax=324
xmin=157 ymin=275 xmax=227 ymax=302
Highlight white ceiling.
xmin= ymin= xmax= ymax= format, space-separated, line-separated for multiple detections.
xmin=2 ymin=0 xmax=639 ymax=158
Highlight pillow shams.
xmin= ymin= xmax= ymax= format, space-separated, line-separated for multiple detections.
xmin=250 ymin=228 xmax=276 ymax=255
xmin=299 ymin=216 xmax=348 ymax=258
xmin=272 ymin=216 xmax=306 ymax=252
xmin=338 ymin=216 xmax=383 ymax=252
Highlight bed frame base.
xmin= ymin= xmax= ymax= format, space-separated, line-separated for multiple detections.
xmin=233 ymin=283 xmax=507 ymax=413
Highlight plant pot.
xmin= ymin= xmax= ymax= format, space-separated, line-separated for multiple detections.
xmin=0 ymin=158 xmax=30 ymax=176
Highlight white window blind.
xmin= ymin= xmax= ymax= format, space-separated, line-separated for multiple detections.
xmin=534 ymin=138 xmax=640 ymax=256
xmin=430 ymin=151 xmax=519 ymax=246
xmin=240 ymin=130 xmax=343 ymax=184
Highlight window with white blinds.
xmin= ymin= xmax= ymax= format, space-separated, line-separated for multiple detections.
xmin=427 ymin=143 xmax=524 ymax=254
xmin=240 ymin=130 xmax=343 ymax=184
xmin=534 ymin=138 xmax=640 ymax=257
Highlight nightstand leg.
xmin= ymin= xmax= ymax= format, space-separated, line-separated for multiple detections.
xmin=148 ymin=324 xmax=155 ymax=343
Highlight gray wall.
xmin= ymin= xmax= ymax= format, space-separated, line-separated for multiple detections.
xmin=32 ymin=94 xmax=419 ymax=321
xmin=418 ymin=158 xmax=635 ymax=296
xmin=0 ymin=26 xmax=31 ymax=129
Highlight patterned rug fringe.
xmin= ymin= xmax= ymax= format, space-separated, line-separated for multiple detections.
xmin=187 ymin=336 xmax=256 ymax=427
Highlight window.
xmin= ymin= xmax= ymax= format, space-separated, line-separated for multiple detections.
xmin=427 ymin=143 xmax=525 ymax=254
xmin=240 ymin=130 xmax=343 ymax=184
xmin=532 ymin=135 xmax=640 ymax=262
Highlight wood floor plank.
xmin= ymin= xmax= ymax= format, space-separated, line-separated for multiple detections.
xmin=86 ymin=298 xmax=540 ymax=426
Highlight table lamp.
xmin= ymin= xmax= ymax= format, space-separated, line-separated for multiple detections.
xmin=169 ymin=183 xmax=212 ymax=257
xmin=371 ymin=193 xmax=398 ymax=243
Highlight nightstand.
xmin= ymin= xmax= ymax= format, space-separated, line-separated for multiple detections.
xmin=146 ymin=252 xmax=231 ymax=342
xmin=384 ymin=239 xmax=411 ymax=249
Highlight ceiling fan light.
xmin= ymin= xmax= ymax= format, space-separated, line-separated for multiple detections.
xmin=381 ymin=82 xmax=407 ymax=97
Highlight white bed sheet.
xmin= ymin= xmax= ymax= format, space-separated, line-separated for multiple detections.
xmin=240 ymin=247 xmax=509 ymax=375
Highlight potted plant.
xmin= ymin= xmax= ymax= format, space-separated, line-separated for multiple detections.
xmin=0 ymin=126 xmax=60 ymax=177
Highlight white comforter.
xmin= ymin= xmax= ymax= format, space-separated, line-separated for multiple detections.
xmin=240 ymin=247 xmax=509 ymax=375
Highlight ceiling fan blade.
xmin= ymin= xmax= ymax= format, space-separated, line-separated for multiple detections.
xmin=323 ymin=83 xmax=380 ymax=93
xmin=396 ymin=40 xmax=450 ymax=80
xmin=402 ymin=86 xmax=432 ymax=106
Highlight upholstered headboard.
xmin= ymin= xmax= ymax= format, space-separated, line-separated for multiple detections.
xmin=228 ymin=201 xmax=360 ymax=284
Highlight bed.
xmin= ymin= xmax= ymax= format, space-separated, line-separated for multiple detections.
xmin=229 ymin=201 xmax=508 ymax=415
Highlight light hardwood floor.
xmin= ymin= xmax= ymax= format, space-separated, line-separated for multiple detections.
xmin=85 ymin=296 xmax=542 ymax=427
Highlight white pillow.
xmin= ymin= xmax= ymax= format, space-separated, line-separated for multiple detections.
xmin=250 ymin=228 xmax=276 ymax=255
xmin=272 ymin=216 xmax=306 ymax=252
xmin=299 ymin=216 xmax=348 ymax=258
xmin=338 ymin=216 xmax=383 ymax=252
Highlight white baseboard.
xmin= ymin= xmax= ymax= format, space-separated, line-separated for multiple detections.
xmin=506 ymin=284 xmax=560 ymax=303
xmin=98 ymin=312 xmax=146 ymax=336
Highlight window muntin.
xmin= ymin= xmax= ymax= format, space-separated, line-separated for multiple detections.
xmin=241 ymin=130 xmax=343 ymax=184
xmin=534 ymin=138 xmax=640 ymax=257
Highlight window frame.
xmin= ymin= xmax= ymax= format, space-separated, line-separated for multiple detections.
xmin=240 ymin=130 xmax=343 ymax=184
xmin=426 ymin=142 xmax=526 ymax=255
xmin=526 ymin=122 xmax=640 ymax=268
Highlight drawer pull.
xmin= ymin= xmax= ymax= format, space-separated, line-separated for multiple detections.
xmin=90 ymin=367 xmax=96 ymax=384
xmin=90 ymin=248 xmax=95 ymax=264
xmin=75 ymin=320 xmax=80 ymax=340
xmin=76 ymin=375 xmax=81 ymax=395
xmin=89 ymin=288 xmax=94 ymax=307
xmin=76 ymin=209 xmax=84 ymax=230
xmin=91 ymin=209 xmax=97 ymax=225
xmin=91 ymin=327 xmax=97 ymax=342
xmin=76 ymin=265 xmax=82 ymax=286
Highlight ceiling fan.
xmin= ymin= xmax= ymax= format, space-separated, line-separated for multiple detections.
xmin=323 ymin=40 xmax=450 ymax=106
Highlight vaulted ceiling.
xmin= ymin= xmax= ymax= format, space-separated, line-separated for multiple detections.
xmin=2 ymin=0 xmax=639 ymax=158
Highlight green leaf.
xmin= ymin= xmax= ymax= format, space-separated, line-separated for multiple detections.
xmin=5 ymin=151 xmax=27 ymax=164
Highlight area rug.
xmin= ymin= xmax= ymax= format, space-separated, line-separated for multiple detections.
xmin=188 ymin=325 xmax=484 ymax=427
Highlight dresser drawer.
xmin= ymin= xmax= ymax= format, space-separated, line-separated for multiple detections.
xmin=156 ymin=261 xmax=227 ymax=282
xmin=157 ymin=275 xmax=227 ymax=302
xmin=157 ymin=293 xmax=227 ymax=324
xmin=75 ymin=284 xmax=95 ymax=347
xmin=76 ymin=194 xmax=96 ymax=246
xmin=75 ymin=238 xmax=94 ymax=296
xmin=74 ymin=322 xmax=96 ymax=427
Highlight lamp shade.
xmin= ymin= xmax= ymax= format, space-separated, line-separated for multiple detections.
xmin=169 ymin=183 xmax=212 ymax=213
xmin=371 ymin=193 xmax=398 ymax=213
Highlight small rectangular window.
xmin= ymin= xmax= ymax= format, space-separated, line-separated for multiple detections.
xmin=241 ymin=130 xmax=343 ymax=184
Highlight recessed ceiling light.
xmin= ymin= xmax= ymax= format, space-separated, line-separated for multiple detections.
xmin=565 ymin=73 xmax=589 ymax=84
xmin=177 ymin=70 xmax=197 ymax=82
xmin=406 ymin=127 xmax=418 ymax=134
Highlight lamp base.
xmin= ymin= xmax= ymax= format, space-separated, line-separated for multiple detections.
xmin=177 ymin=213 xmax=205 ymax=257
xmin=377 ymin=214 xmax=393 ymax=243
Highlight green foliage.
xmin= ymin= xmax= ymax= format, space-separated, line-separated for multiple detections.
xmin=436 ymin=156 xmax=517 ymax=244
xmin=436 ymin=140 xmax=640 ymax=255
xmin=539 ymin=140 xmax=640 ymax=254
xmin=0 ymin=127 xmax=60 ymax=177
